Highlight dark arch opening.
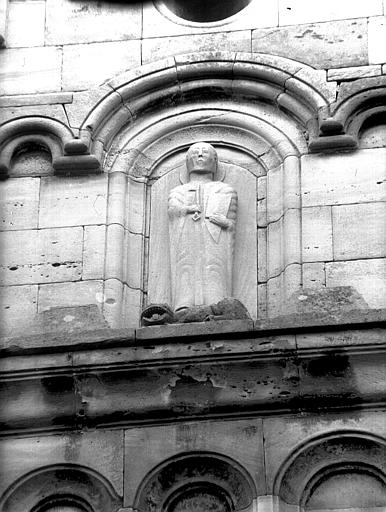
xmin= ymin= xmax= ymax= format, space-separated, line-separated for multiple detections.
xmin=10 ymin=141 xmax=52 ymax=177
xmin=165 ymin=0 xmax=252 ymax=23
xmin=32 ymin=495 xmax=93 ymax=512
xmin=358 ymin=111 xmax=386 ymax=148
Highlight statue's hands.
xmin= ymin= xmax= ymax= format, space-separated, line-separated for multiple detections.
xmin=208 ymin=213 xmax=230 ymax=228
xmin=186 ymin=204 xmax=201 ymax=214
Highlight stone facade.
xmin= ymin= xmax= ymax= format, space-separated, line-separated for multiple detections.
xmin=0 ymin=1 xmax=385 ymax=511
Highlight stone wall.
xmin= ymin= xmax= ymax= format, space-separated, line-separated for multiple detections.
xmin=0 ymin=0 xmax=385 ymax=336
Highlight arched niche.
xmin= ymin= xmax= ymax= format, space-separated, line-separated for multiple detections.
xmin=0 ymin=464 xmax=121 ymax=512
xmin=101 ymin=99 xmax=304 ymax=327
xmin=273 ymin=431 xmax=386 ymax=510
xmin=134 ymin=452 xmax=256 ymax=512
xmin=0 ymin=117 xmax=100 ymax=177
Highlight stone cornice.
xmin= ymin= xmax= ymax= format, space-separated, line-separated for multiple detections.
xmin=0 ymin=313 xmax=385 ymax=437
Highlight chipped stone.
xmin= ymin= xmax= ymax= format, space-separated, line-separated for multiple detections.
xmin=252 ymin=19 xmax=368 ymax=69
xmin=0 ymin=177 xmax=40 ymax=231
xmin=332 ymin=202 xmax=386 ymax=260
xmin=327 ymin=65 xmax=382 ymax=82
xmin=302 ymin=206 xmax=333 ymax=262
xmin=39 ymin=175 xmax=107 ymax=228
xmin=326 ymin=258 xmax=386 ymax=308
xmin=0 ymin=227 xmax=83 ymax=285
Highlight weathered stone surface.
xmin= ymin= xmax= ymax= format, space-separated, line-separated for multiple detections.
xmin=0 ymin=285 xmax=38 ymax=337
xmin=327 ymin=65 xmax=382 ymax=81
xmin=6 ymin=0 xmax=45 ymax=48
xmin=302 ymin=262 xmax=325 ymax=288
xmin=252 ymin=19 xmax=368 ymax=68
xmin=0 ymin=429 xmax=124 ymax=497
xmin=126 ymin=232 xmax=143 ymax=289
xmin=296 ymin=327 xmax=386 ymax=349
xmin=332 ymin=202 xmax=386 ymax=260
xmin=0 ymin=104 xmax=68 ymax=125
xmin=83 ymin=225 xmax=106 ymax=280
xmin=142 ymin=0 xmax=278 ymax=38
xmin=137 ymin=318 xmax=254 ymax=341
xmin=336 ymin=74 xmax=386 ymax=104
xmin=326 ymin=258 xmax=386 ymax=308
xmin=278 ymin=0 xmax=383 ymax=25
xmin=124 ymin=419 xmax=266 ymax=505
xmin=0 ymin=227 xmax=83 ymax=285
xmin=267 ymin=264 xmax=302 ymax=317
xmin=121 ymin=285 xmax=141 ymax=329
xmin=360 ymin=121 xmax=386 ymax=149
xmin=302 ymin=206 xmax=333 ymax=262
xmin=264 ymin=409 xmax=386 ymax=493
xmin=0 ymin=47 xmax=62 ymax=95
xmin=368 ymin=15 xmax=386 ymax=64
xmin=301 ymin=148 xmax=386 ymax=206
xmin=283 ymin=286 xmax=368 ymax=317
xmin=142 ymin=31 xmax=251 ymax=64
xmin=38 ymin=280 xmax=103 ymax=312
xmin=0 ymin=177 xmax=40 ymax=230
xmin=45 ymin=0 xmax=142 ymax=45
xmin=39 ymin=175 xmax=107 ymax=228
xmin=62 ymin=40 xmax=141 ymax=91
xmin=0 ymin=92 xmax=73 ymax=108
xmin=38 ymin=305 xmax=108 ymax=334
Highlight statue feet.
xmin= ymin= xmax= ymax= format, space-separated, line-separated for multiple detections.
xmin=141 ymin=299 xmax=250 ymax=326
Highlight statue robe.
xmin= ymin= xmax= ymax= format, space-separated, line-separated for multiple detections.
xmin=168 ymin=180 xmax=237 ymax=311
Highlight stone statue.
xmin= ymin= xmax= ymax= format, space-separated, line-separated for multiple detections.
xmin=168 ymin=142 xmax=238 ymax=317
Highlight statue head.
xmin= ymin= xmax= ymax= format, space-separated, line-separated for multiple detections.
xmin=186 ymin=142 xmax=218 ymax=176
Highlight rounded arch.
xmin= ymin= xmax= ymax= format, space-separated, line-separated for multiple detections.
xmin=0 ymin=464 xmax=121 ymax=512
xmin=0 ymin=117 xmax=100 ymax=177
xmin=273 ymin=430 xmax=386 ymax=506
xmin=133 ymin=451 xmax=256 ymax=512
xmin=81 ymin=52 xmax=335 ymax=156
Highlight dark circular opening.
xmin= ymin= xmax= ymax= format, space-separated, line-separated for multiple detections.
xmin=166 ymin=0 xmax=252 ymax=22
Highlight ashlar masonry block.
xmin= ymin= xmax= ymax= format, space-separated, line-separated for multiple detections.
xmin=142 ymin=31 xmax=251 ymax=64
xmin=326 ymin=258 xmax=386 ymax=308
xmin=62 ymin=40 xmax=141 ymax=92
xmin=0 ymin=47 xmax=62 ymax=95
xmin=39 ymin=175 xmax=107 ymax=229
xmin=302 ymin=206 xmax=333 ymax=262
xmin=38 ymin=279 xmax=103 ymax=313
xmin=0 ymin=177 xmax=40 ymax=231
xmin=253 ymin=18 xmax=368 ymax=69
xmin=332 ymin=202 xmax=386 ymax=260
xmin=301 ymin=148 xmax=386 ymax=207
xmin=0 ymin=227 xmax=83 ymax=285
xmin=83 ymin=225 xmax=106 ymax=280
xmin=278 ymin=0 xmax=383 ymax=25
xmin=6 ymin=1 xmax=45 ymax=48
xmin=368 ymin=16 xmax=386 ymax=64
xmin=45 ymin=0 xmax=142 ymax=45
xmin=302 ymin=262 xmax=326 ymax=288
xmin=0 ymin=285 xmax=38 ymax=337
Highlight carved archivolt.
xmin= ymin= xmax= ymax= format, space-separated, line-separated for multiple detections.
xmin=134 ymin=452 xmax=256 ymax=512
xmin=0 ymin=464 xmax=121 ymax=512
xmin=273 ymin=430 xmax=386 ymax=506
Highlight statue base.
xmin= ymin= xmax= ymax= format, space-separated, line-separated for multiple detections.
xmin=141 ymin=298 xmax=250 ymax=326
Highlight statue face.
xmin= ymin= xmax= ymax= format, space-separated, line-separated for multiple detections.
xmin=186 ymin=142 xmax=218 ymax=175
